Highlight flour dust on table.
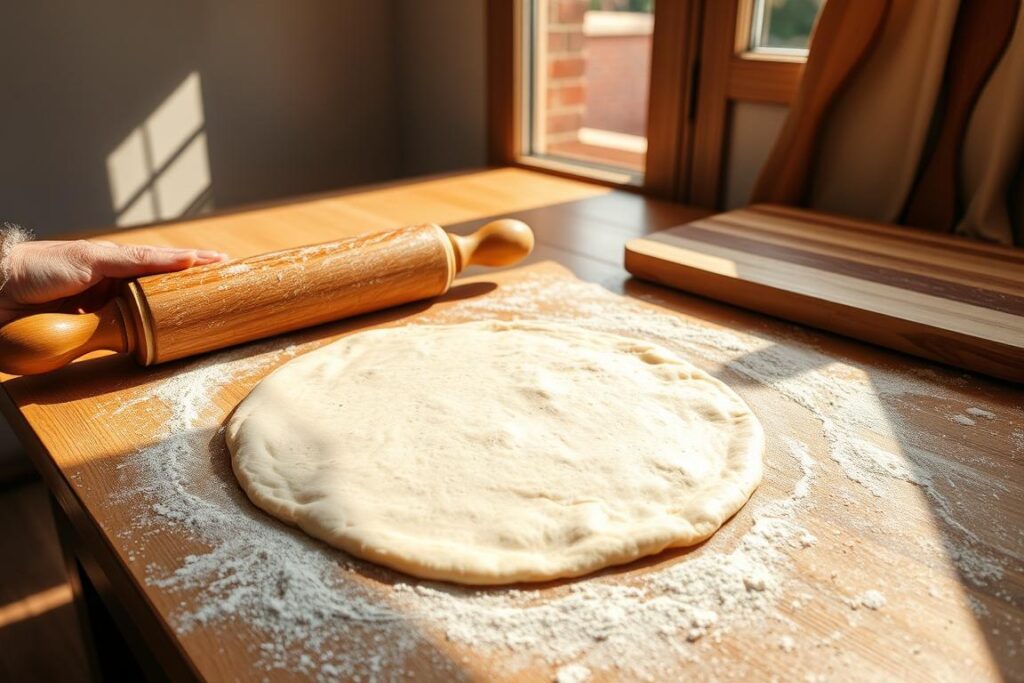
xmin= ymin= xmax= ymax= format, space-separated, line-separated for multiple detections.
xmin=227 ymin=320 xmax=764 ymax=585
xmin=104 ymin=270 xmax=1023 ymax=681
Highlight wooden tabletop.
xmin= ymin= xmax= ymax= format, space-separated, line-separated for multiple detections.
xmin=2 ymin=168 xmax=1021 ymax=681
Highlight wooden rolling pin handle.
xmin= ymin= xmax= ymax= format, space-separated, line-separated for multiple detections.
xmin=449 ymin=219 xmax=534 ymax=272
xmin=0 ymin=299 xmax=135 ymax=375
xmin=0 ymin=219 xmax=534 ymax=375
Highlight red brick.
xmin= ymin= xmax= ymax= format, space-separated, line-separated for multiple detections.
xmin=548 ymin=83 xmax=585 ymax=107
xmin=546 ymin=111 xmax=583 ymax=134
xmin=547 ymin=31 xmax=567 ymax=53
xmin=550 ymin=56 xmax=585 ymax=79
xmin=547 ymin=27 xmax=585 ymax=55
xmin=554 ymin=0 xmax=587 ymax=24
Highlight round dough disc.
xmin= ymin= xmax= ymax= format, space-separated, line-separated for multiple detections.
xmin=227 ymin=321 xmax=764 ymax=585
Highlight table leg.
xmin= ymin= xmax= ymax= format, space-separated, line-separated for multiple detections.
xmin=50 ymin=495 xmax=147 ymax=682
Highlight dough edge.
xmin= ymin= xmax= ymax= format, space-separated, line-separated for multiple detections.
xmin=227 ymin=320 xmax=765 ymax=585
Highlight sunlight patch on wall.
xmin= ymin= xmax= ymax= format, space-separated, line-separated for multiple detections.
xmin=106 ymin=72 xmax=212 ymax=227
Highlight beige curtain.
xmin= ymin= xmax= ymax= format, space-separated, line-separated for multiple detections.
xmin=956 ymin=2 xmax=1024 ymax=245
xmin=808 ymin=0 xmax=959 ymax=223
xmin=758 ymin=0 xmax=1024 ymax=247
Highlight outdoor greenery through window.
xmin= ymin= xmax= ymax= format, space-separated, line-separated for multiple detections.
xmin=749 ymin=0 xmax=825 ymax=54
xmin=525 ymin=0 xmax=654 ymax=182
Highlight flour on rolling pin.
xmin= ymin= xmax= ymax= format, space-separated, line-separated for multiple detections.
xmin=101 ymin=273 xmax=1020 ymax=680
xmin=0 ymin=219 xmax=534 ymax=374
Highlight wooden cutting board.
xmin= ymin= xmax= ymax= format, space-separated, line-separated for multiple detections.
xmin=624 ymin=204 xmax=1024 ymax=383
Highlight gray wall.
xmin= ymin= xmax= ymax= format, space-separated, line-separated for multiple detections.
xmin=0 ymin=0 xmax=486 ymax=237
xmin=395 ymin=0 xmax=487 ymax=177
xmin=0 ymin=1 xmax=487 ymax=468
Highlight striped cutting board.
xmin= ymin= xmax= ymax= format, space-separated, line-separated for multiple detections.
xmin=624 ymin=204 xmax=1024 ymax=383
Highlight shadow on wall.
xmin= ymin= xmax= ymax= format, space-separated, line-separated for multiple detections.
xmin=107 ymin=72 xmax=212 ymax=226
xmin=0 ymin=0 xmax=429 ymax=237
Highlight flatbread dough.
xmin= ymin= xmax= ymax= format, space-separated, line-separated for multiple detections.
xmin=227 ymin=321 xmax=764 ymax=585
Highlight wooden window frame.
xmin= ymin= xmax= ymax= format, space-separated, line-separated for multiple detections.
xmin=487 ymin=0 xmax=702 ymax=196
xmin=487 ymin=0 xmax=809 ymax=207
xmin=486 ymin=0 xmax=520 ymax=168
xmin=689 ymin=0 xmax=806 ymax=207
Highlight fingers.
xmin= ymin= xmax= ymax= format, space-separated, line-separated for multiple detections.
xmin=86 ymin=244 xmax=196 ymax=278
xmin=194 ymin=249 xmax=230 ymax=265
xmin=0 ymin=240 xmax=229 ymax=310
xmin=81 ymin=242 xmax=228 ymax=279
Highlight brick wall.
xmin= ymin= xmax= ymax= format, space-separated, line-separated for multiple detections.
xmin=541 ymin=5 xmax=652 ymax=170
xmin=582 ymin=33 xmax=651 ymax=136
xmin=544 ymin=0 xmax=588 ymax=147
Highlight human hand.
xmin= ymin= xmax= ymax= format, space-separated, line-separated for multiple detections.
xmin=0 ymin=239 xmax=227 ymax=324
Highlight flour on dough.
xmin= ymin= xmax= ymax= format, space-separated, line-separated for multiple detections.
xmin=227 ymin=321 xmax=764 ymax=585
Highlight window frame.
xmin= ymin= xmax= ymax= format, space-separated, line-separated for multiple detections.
xmin=747 ymin=0 xmax=820 ymax=55
xmin=487 ymin=0 xmax=813 ymax=207
xmin=521 ymin=1 xmax=650 ymax=186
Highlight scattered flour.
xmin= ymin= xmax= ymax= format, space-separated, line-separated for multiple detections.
xmin=554 ymin=663 xmax=591 ymax=683
xmin=220 ymin=263 xmax=253 ymax=276
xmin=107 ymin=273 xmax=1017 ymax=680
xmin=948 ymin=545 xmax=1004 ymax=585
xmin=858 ymin=590 xmax=887 ymax=610
xmin=967 ymin=595 xmax=990 ymax=617
xmin=965 ymin=407 xmax=996 ymax=420
xmin=779 ymin=635 xmax=796 ymax=653
xmin=797 ymin=532 xmax=818 ymax=548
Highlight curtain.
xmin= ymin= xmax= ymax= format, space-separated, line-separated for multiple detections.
xmin=956 ymin=2 xmax=1024 ymax=245
xmin=754 ymin=0 xmax=1024 ymax=247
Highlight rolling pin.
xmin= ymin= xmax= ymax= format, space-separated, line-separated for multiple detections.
xmin=0 ymin=219 xmax=534 ymax=375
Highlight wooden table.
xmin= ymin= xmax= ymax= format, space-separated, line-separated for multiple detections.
xmin=2 ymin=169 xmax=1021 ymax=681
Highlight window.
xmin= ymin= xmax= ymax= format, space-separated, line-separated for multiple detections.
xmin=748 ymin=0 xmax=825 ymax=55
xmin=523 ymin=0 xmax=655 ymax=183
xmin=489 ymin=0 xmax=823 ymax=204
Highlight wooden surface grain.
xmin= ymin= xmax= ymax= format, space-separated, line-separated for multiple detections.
xmin=625 ymin=204 xmax=1024 ymax=382
xmin=2 ymin=168 xmax=1022 ymax=681
xmin=135 ymin=223 xmax=455 ymax=364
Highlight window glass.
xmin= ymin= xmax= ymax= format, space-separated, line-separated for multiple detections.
xmin=750 ymin=0 xmax=825 ymax=53
xmin=525 ymin=0 xmax=654 ymax=180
